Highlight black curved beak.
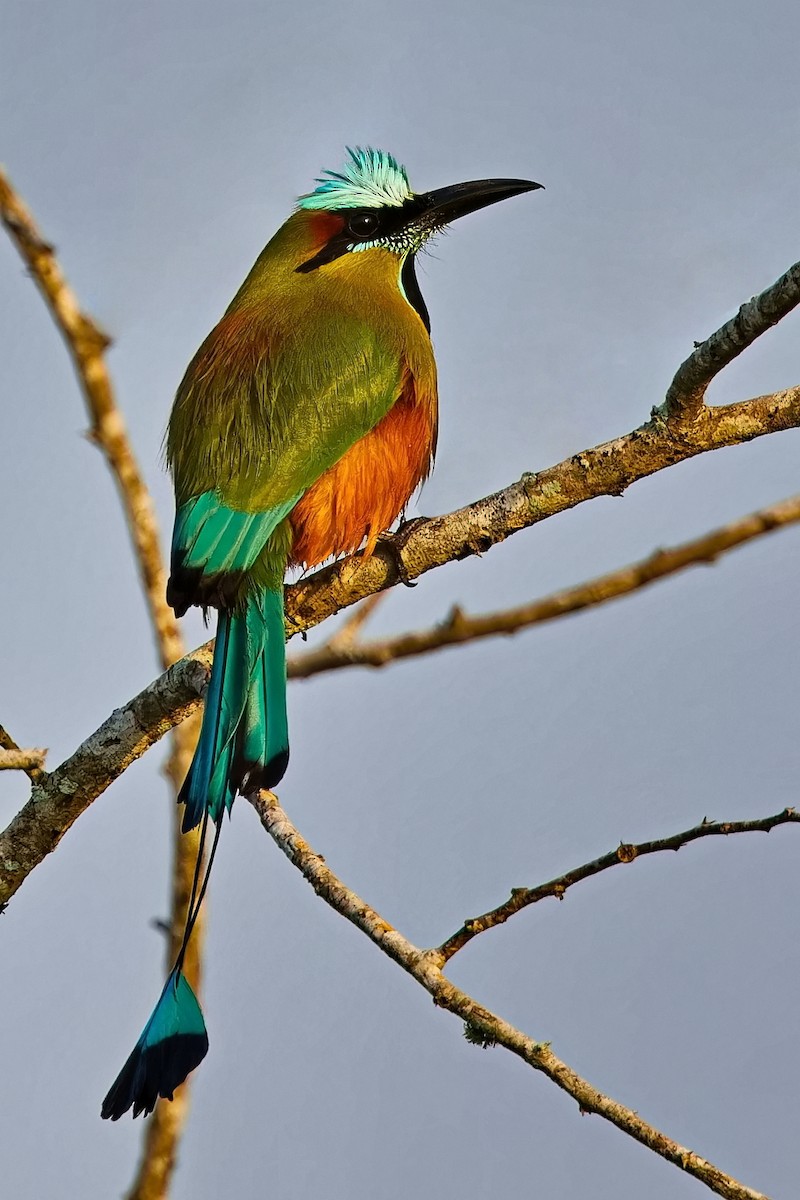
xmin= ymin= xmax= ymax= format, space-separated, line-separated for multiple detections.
xmin=420 ymin=177 xmax=543 ymax=225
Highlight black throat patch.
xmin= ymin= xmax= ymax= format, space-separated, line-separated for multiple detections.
xmin=401 ymin=254 xmax=430 ymax=332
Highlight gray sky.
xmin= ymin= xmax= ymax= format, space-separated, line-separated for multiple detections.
xmin=2 ymin=0 xmax=798 ymax=1196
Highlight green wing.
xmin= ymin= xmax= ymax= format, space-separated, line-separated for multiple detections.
xmin=167 ymin=311 xmax=404 ymax=513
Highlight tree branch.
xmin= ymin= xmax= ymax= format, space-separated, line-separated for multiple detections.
xmin=0 ymin=652 xmax=210 ymax=909
xmin=0 ymin=723 xmax=45 ymax=783
xmin=438 ymin=807 xmax=799 ymax=961
xmin=662 ymin=260 xmax=800 ymax=423
xmin=286 ymin=385 xmax=800 ymax=634
xmin=0 ymin=167 xmax=201 ymax=1200
xmin=249 ymin=791 xmax=770 ymax=1200
xmin=288 ymin=493 xmax=800 ymax=679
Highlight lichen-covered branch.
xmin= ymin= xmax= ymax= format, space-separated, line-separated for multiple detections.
xmin=288 ymin=493 xmax=800 ymax=679
xmin=250 ymin=791 xmax=770 ymax=1200
xmin=0 ymin=168 xmax=202 ymax=1200
xmin=438 ymin=807 xmax=800 ymax=961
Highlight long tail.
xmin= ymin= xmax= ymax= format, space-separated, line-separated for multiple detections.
xmin=101 ymin=587 xmax=288 ymax=1120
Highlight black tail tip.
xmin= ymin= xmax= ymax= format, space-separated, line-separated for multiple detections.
xmin=177 ymin=767 xmax=205 ymax=834
xmin=101 ymin=1032 xmax=209 ymax=1121
xmin=240 ymin=747 xmax=290 ymax=794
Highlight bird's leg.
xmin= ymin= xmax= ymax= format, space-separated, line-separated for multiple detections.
xmin=380 ymin=516 xmax=428 ymax=587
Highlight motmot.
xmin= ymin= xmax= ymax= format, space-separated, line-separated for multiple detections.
xmin=101 ymin=148 xmax=541 ymax=1119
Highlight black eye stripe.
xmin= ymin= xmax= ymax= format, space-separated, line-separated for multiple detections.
xmin=296 ymin=195 xmax=432 ymax=274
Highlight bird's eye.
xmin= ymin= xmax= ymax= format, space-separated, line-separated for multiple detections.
xmin=347 ymin=211 xmax=380 ymax=239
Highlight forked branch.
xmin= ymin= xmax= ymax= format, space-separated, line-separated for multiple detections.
xmin=250 ymin=791 xmax=771 ymax=1200
xmin=662 ymin=259 xmax=800 ymax=423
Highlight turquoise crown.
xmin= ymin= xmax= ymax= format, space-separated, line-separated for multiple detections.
xmin=298 ymin=147 xmax=413 ymax=211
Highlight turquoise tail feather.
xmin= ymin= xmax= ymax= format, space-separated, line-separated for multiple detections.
xmin=102 ymin=587 xmax=288 ymax=1119
xmin=101 ymin=811 xmax=221 ymax=1121
xmin=101 ymin=969 xmax=208 ymax=1120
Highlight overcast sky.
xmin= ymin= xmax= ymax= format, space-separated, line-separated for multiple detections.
xmin=2 ymin=1 xmax=799 ymax=1197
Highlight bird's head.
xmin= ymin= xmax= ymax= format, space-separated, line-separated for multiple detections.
xmin=292 ymin=147 xmax=542 ymax=329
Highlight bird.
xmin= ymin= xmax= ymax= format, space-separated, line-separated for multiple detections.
xmin=101 ymin=147 xmax=541 ymax=1120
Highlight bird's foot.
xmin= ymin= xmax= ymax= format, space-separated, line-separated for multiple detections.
xmin=381 ymin=516 xmax=428 ymax=587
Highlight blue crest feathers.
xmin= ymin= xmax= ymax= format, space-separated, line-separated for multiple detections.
xmin=299 ymin=147 xmax=413 ymax=211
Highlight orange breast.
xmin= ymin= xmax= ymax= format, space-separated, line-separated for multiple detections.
xmin=289 ymin=372 xmax=436 ymax=569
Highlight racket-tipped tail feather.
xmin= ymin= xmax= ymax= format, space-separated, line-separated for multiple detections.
xmin=101 ymin=971 xmax=208 ymax=1121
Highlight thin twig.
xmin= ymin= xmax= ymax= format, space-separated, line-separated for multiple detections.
xmin=438 ymin=808 xmax=800 ymax=961
xmin=662 ymin=259 xmax=800 ymax=423
xmin=322 ymin=592 xmax=387 ymax=651
xmin=288 ymin=493 xmax=800 ymax=678
xmin=0 ymin=723 xmax=45 ymax=784
xmin=0 ymin=167 xmax=201 ymax=1199
xmin=250 ymin=791 xmax=770 ymax=1200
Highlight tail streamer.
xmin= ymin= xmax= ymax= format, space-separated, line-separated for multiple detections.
xmin=101 ymin=587 xmax=288 ymax=1119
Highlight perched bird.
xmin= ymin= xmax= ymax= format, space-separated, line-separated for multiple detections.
xmin=101 ymin=148 xmax=541 ymax=1120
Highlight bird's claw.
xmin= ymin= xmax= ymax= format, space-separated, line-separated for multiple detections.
xmin=382 ymin=516 xmax=428 ymax=587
